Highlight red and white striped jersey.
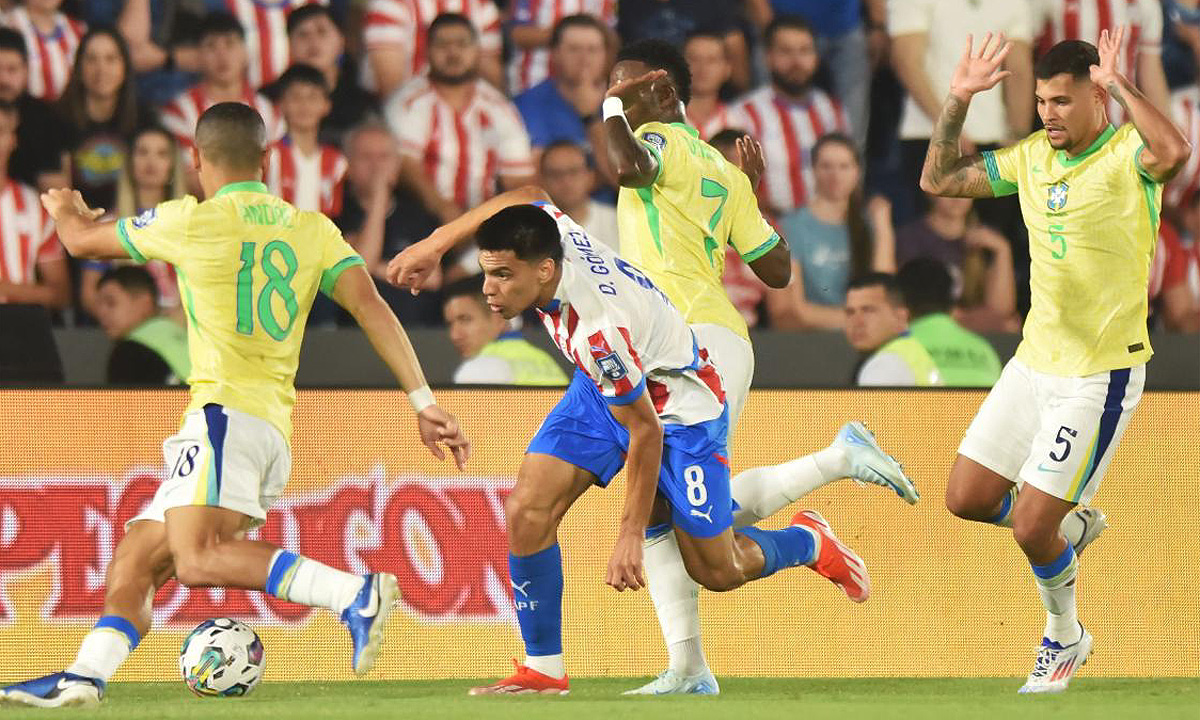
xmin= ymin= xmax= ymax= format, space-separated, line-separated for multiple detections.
xmin=265 ymin=138 xmax=348 ymax=216
xmin=363 ymin=0 xmax=502 ymax=89
xmin=728 ymin=86 xmax=849 ymax=214
xmin=0 ymin=180 xmax=61 ymax=285
xmin=1167 ymin=85 xmax=1200 ymax=210
xmin=1 ymin=7 xmax=84 ymax=101
xmin=1032 ymin=0 xmax=1163 ymax=123
xmin=506 ymin=0 xmax=615 ymax=94
xmin=534 ymin=201 xmax=725 ymax=423
xmin=384 ymin=76 xmax=534 ymax=210
xmin=159 ymin=84 xmax=284 ymax=149
xmin=686 ymin=102 xmax=732 ymax=142
xmin=220 ymin=0 xmax=327 ymax=89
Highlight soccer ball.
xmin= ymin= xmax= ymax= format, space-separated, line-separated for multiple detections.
xmin=179 ymin=618 xmax=265 ymax=697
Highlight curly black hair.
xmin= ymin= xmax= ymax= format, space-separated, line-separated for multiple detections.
xmin=615 ymin=39 xmax=692 ymax=105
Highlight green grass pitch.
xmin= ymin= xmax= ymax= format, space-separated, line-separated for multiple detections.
xmin=2 ymin=678 xmax=1196 ymax=719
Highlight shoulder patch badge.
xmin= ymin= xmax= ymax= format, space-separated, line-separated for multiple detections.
xmin=131 ymin=207 xmax=157 ymax=229
xmin=642 ymin=132 xmax=667 ymax=151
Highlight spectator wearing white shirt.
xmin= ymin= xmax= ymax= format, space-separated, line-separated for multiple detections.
xmin=539 ymin=140 xmax=617 ymax=251
xmin=264 ymin=64 xmax=347 ymax=217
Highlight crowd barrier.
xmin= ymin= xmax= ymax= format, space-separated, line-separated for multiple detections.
xmin=0 ymin=389 xmax=1196 ymax=681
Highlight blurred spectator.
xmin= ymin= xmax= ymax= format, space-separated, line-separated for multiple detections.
xmin=508 ymin=0 xmax=615 ymax=94
xmin=159 ymin=12 xmax=282 ymax=156
xmin=384 ymin=14 xmax=534 ymax=223
xmin=286 ymin=3 xmax=376 ymax=146
xmin=1163 ymin=0 xmax=1200 ymax=88
xmin=0 ymin=98 xmax=69 ymax=312
xmin=897 ymin=257 xmax=1001 ymax=387
xmin=209 ymin=0 xmax=317 ymax=89
xmin=81 ymin=125 xmax=186 ymax=323
xmin=729 ymin=15 xmax=849 ymax=216
xmin=1151 ymin=195 xmax=1200 ymax=332
xmin=895 ymin=193 xmax=1017 ymax=333
xmin=94 ymin=265 xmax=190 ymax=385
xmin=683 ymin=31 xmax=732 ymax=140
xmin=265 ymin=64 xmax=347 ymax=216
xmin=514 ymin=14 xmax=610 ymax=177
xmin=1 ymin=0 xmax=84 ymax=100
xmin=744 ymin=0 xmax=888 ymax=150
xmin=844 ymin=272 xmax=941 ymax=386
xmin=116 ymin=0 xmax=208 ymax=106
xmin=364 ymin=0 xmax=502 ymax=97
xmin=442 ymin=275 xmax=568 ymax=385
xmin=1167 ymin=43 xmax=1200 ymax=209
xmin=0 ymin=26 xmax=68 ymax=190
xmin=617 ymin=0 xmax=750 ymax=91
xmin=1031 ymin=0 xmax=1169 ymax=117
xmin=775 ymin=132 xmax=894 ymax=330
xmin=540 ymin=139 xmax=616 ymax=250
xmin=336 ymin=120 xmax=442 ymax=325
xmin=58 ymin=28 xmax=153 ymax=211
xmin=888 ymin=0 xmax=1033 ymax=225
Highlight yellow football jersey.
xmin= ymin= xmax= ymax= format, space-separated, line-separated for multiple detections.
xmin=982 ymin=124 xmax=1158 ymax=376
xmin=117 ymin=181 xmax=364 ymax=439
xmin=617 ymin=121 xmax=779 ymax=341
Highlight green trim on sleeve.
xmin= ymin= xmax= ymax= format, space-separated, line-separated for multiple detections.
xmin=116 ymin=219 xmax=148 ymax=264
xmin=1133 ymin=143 xmax=1160 ymax=184
xmin=319 ymin=255 xmax=366 ymax=297
xmin=980 ymin=151 xmax=1018 ymax=197
xmin=640 ymin=140 xmax=664 ymax=185
xmin=741 ymin=232 xmax=781 ymax=263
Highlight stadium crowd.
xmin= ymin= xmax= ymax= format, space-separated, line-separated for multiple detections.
xmin=1 ymin=0 xmax=1198 ymax=386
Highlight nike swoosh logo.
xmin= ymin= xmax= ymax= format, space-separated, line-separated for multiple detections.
xmin=56 ymin=678 xmax=77 ymax=691
xmin=357 ymin=580 xmax=380 ymax=618
xmin=1037 ymin=463 xmax=1063 ymax=474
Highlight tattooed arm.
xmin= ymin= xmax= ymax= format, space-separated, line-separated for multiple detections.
xmin=919 ymin=33 xmax=1013 ymax=198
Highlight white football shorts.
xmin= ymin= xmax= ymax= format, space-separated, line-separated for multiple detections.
xmin=958 ymin=357 xmax=1144 ymax=505
xmin=690 ymin=322 xmax=754 ymax=435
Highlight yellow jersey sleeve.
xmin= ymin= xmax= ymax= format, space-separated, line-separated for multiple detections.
xmin=116 ymin=197 xmax=199 ymax=266
xmin=1112 ymin=123 xmax=1160 ymax=184
xmin=981 ymin=137 xmax=1027 ymax=197
xmin=636 ymin=122 xmax=681 ymax=189
xmin=316 ymin=215 xmax=366 ymax=297
xmin=725 ymin=170 xmax=780 ymax=262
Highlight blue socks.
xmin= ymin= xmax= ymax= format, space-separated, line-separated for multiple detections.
xmin=94 ymin=615 xmax=140 ymax=650
xmin=738 ymin=526 xmax=817 ymax=578
xmin=509 ymin=544 xmax=564 ymax=656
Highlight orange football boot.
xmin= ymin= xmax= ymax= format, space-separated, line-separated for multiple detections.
xmin=791 ymin=510 xmax=871 ymax=603
xmin=468 ymin=660 xmax=570 ymax=696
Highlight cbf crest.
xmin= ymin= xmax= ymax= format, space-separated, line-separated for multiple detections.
xmin=1047 ymin=181 xmax=1069 ymax=211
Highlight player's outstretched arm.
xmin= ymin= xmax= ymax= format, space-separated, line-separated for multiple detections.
xmin=39 ymin=188 xmax=127 ymax=259
xmin=603 ymin=70 xmax=667 ymax=188
xmin=605 ymin=392 xmax=665 ymax=592
xmin=1093 ymin=27 xmax=1191 ymax=182
xmin=386 ymin=185 xmax=550 ymax=292
xmin=919 ymin=33 xmax=1011 ymax=198
xmin=332 ymin=264 xmax=471 ymax=470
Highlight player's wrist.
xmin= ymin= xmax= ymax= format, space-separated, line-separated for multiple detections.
xmin=948 ymin=86 xmax=975 ymax=103
xmin=408 ymin=385 xmax=435 ymax=413
xmin=602 ymin=96 xmax=625 ymax=121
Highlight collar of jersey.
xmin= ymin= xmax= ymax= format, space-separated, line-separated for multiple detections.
xmin=1055 ymin=124 xmax=1115 ymax=167
xmin=669 ymin=122 xmax=699 ymax=137
xmin=213 ymin=181 xmax=269 ymax=198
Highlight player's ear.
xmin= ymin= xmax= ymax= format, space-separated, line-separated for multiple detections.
xmin=190 ymin=145 xmax=201 ymax=172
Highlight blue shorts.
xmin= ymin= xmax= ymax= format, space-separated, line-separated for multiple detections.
xmin=527 ymin=370 xmax=733 ymax=538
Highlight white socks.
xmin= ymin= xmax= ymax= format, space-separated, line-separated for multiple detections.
xmin=730 ymin=447 xmax=847 ymax=526
xmin=67 ymin=628 xmax=132 ymax=681
xmin=266 ymin=550 xmax=364 ymax=613
xmin=643 ymin=530 xmax=706 ymax=676
xmin=525 ymin=653 xmax=565 ymax=679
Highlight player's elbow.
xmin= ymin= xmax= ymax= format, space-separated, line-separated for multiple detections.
xmin=918 ymin=170 xmax=940 ymax=195
xmin=1164 ymin=139 xmax=1192 ymax=176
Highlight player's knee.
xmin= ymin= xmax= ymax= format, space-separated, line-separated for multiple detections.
xmin=172 ymin=548 xmax=216 ymax=588
xmin=944 ymin=485 xmax=990 ymax=521
xmin=503 ymin=490 xmax=554 ymax=544
xmin=686 ymin=561 xmax=743 ymax=592
xmin=1011 ymin=516 xmax=1055 ymax=556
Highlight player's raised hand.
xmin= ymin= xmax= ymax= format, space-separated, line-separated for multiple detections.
xmin=605 ymin=531 xmax=646 ymax=592
xmin=1090 ymin=26 xmax=1127 ymax=89
xmin=387 ymin=239 xmax=442 ymax=294
xmin=949 ymin=33 xmax=1013 ymax=100
xmin=606 ymin=69 xmax=668 ymax=105
xmin=40 ymin=188 xmax=104 ymax=224
xmin=735 ymin=134 xmax=766 ymax=189
xmin=416 ymin=405 xmax=471 ymax=471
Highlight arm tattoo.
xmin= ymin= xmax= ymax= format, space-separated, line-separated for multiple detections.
xmin=922 ymin=94 xmax=995 ymax=197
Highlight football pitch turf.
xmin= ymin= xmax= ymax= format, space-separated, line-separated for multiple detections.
xmin=1 ymin=678 xmax=1196 ymax=719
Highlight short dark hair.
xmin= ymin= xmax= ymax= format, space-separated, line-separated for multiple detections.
xmin=764 ymin=14 xmax=814 ymax=49
xmin=476 ymin=205 xmax=563 ymax=263
xmin=1035 ymin=40 xmax=1099 ymax=81
xmin=428 ymin=12 xmax=476 ymax=43
xmin=0 ymin=27 xmax=26 ymax=62
xmin=550 ymin=13 xmax=607 ymax=49
xmin=897 ymin=257 xmax=953 ymax=317
xmin=275 ymin=63 xmax=329 ymax=95
xmin=540 ymin=139 xmax=588 ymax=170
xmin=442 ymin=274 xmax=488 ymax=308
xmin=684 ymin=30 xmax=727 ymax=50
xmin=286 ymin=3 xmax=338 ymax=36
xmin=615 ymin=38 xmax=692 ymax=105
xmin=708 ymin=128 xmax=749 ymax=155
xmin=848 ymin=272 xmax=904 ymax=306
xmin=813 ymin=131 xmax=860 ymax=165
xmin=199 ymin=12 xmax=245 ymax=42
xmin=99 ymin=265 xmax=159 ymax=303
xmin=195 ymin=102 xmax=266 ymax=171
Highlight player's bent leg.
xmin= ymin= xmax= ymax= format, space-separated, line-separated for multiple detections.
xmin=945 ymin=454 xmax=1018 ymax=524
xmin=470 ymin=453 xmax=595 ymax=696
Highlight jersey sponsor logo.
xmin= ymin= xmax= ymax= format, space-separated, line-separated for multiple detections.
xmin=597 ymin=352 xmax=628 ymax=381
xmin=131 ymin=207 xmax=157 ymax=229
xmin=1047 ymin=181 xmax=1070 ymax=211
xmin=642 ymin=132 xmax=667 ymax=151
